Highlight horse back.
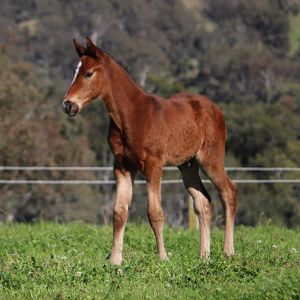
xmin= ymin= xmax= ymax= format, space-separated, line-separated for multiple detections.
xmin=153 ymin=93 xmax=226 ymax=166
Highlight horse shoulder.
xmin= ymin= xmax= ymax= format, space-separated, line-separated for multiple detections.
xmin=108 ymin=118 xmax=124 ymax=163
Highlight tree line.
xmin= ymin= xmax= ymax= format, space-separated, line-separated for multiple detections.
xmin=0 ymin=0 xmax=299 ymax=227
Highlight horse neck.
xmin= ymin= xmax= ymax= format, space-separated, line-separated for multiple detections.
xmin=103 ymin=58 xmax=149 ymax=131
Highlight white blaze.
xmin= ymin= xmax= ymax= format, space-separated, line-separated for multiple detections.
xmin=64 ymin=61 xmax=83 ymax=98
xmin=72 ymin=61 xmax=82 ymax=84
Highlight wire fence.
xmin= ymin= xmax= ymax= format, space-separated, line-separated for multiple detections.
xmin=1 ymin=166 xmax=300 ymax=184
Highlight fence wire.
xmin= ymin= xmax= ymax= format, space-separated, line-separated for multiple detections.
xmin=1 ymin=167 xmax=300 ymax=184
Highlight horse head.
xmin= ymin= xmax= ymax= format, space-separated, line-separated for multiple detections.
xmin=62 ymin=37 xmax=108 ymax=116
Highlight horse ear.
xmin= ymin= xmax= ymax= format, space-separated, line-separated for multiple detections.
xmin=86 ymin=37 xmax=104 ymax=59
xmin=73 ymin=39 xmax=87 ymax=57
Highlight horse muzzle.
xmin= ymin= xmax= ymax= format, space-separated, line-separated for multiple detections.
xmin=62 ymin=100 xmax=79 ymax=116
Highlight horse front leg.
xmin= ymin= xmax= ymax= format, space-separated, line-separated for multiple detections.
xmin=146 ymin=167 xmax=168 ymax=261
xmin=110 ymin=162 xmax=136 ymax=265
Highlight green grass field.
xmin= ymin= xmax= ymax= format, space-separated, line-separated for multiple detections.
xmin=0 ymin=222 xmax=299 ymax=299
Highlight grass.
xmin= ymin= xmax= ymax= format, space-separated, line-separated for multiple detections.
xmin=0 ymin=222 xmax=299 ymax=299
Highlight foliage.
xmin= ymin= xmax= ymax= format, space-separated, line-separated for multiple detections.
xmin=0 ymin=222 xmax=299 ymax=299
xmin=0 ymin=53 xmax=100 ymax=223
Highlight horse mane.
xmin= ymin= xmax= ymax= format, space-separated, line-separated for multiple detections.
xmin=113 ymin=57 xmax=130 ymax=74
xmin=103 ymin=51 xmax=136 ymax=84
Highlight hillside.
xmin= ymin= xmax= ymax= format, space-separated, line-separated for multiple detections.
xmin=0 ymin=222 xmax=299 ymax=299
xmin=0 ymin=0 xmax=299 ymax=227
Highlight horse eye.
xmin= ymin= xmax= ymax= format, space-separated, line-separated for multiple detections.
xmin=85 ymin=72 xmax=94 ymax=78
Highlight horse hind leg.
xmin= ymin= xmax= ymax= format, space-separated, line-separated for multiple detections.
xmin=197 ymin=154 xmax=238 ymax=256
xmin=179 ymin=160 xmax=212 ymax=259
xmin=222 ymin=176 xmax=238 ymax=256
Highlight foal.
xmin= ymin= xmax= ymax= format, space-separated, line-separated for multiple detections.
xmin=62 ymin=38 xmax=238 ymax=265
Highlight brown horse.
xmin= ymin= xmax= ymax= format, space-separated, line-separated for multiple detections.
xmin=62 ymin=37 xmax=238 ymax=265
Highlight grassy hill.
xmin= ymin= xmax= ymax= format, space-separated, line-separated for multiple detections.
xmin=0 ymin=222 xmax=299 ymax=299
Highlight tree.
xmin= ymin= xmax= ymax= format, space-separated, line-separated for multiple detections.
xmin=0 ymin=53 xmax=102 ymax=223
xmin=0 ymin=0 xmax=299 ymax=227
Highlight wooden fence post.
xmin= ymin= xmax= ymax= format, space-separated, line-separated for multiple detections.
xmin=188 ymin=196 xmax=199 ymax=229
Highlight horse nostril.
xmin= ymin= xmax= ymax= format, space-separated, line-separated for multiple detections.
xmin=62 ymin=100 xmax=71 ymax=114
xmin=62 ymin=100 xmax=79 ymax=116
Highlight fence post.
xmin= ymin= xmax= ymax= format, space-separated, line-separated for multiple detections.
xmin=188 ymin=196 xmax=199 ymax=229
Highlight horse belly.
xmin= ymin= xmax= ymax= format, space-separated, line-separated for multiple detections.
xmin=163 ymin=127 xmax=203 ymax=166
